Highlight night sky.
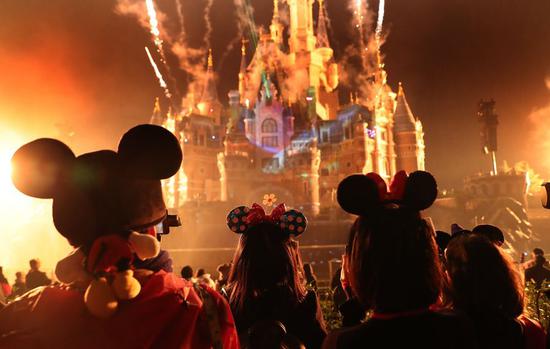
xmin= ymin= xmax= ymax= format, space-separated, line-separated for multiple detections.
xmin=1 ymin=0 xmax=549 ymax=188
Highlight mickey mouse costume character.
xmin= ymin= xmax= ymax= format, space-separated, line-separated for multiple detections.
xmin=224 ymin=203 xmax=327 ymax=349
xmin=322 ymin=171 xmax=477 ymax=349
xmin=0 ymin=125 xmax=239 ymax=349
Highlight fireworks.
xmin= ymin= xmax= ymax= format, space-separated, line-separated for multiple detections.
xmin=375 ymin=0 xmax=385 ymax=44
xmin=145 ymin=46 xmax=172 ymax=99
xmin=145 ymin=0 xmax=162 ymax=52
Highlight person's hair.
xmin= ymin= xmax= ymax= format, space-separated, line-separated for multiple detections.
xmin=472 ymin=224 xmax=504 ymax=246
xmin=180 ymin=265 xmax=193 ymax=279
xmin=445 ymin=233 xmax=524 ymax=318
xmin=347 ymin=208 xmax=442 ymax=313
xmin=533 ymin=248 xmax=545 ymax=256
xmin=29 ymin=259 xmax=38 ymax=269
xmin=228 ymin=222 xmax=306 ymax=311
xmin=196 ymin=268 xmax=206 ymax=278
xmin=535 ymin=255 xmax=547 ymax=267
xmin=303 ymin=263 xmax=315 ymax=281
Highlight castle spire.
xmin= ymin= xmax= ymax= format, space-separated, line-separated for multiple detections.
xmin=316 ymin=0 xmax=330 ymax=48
xmin=394 ymin=83 xmax=416 ymax=132
xmin=198 ymin=48 xmax=219 ymax=116
xmin=238 ymin=39 xmax=247 ymax=101
xmin=207 ymin=48 xmax=213 ymax=68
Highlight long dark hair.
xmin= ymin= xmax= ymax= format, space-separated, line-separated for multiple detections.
xmin=445 ymin=233 xmax=524 ymax=318
xmin=227 ymin=222 xmax=306 ymax=312
xmin=348 ymin=208 xmax=443 ymax=313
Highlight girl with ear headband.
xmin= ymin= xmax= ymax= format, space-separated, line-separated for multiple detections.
xmin=323 ymin=171 xmax=477 ymax=349
xmin=224 ymin=203 xmax=327 ymax=349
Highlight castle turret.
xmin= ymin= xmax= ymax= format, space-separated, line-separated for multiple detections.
xmin=238 ymin=39 xmax=247 ymax=104
xmin=197 ymin=49 xmax=222 ymax=121
xmin=393 ymin=83 xmax=425 ymax=172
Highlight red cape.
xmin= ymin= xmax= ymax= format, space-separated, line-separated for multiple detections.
xmin=0 ymin=271 xmax=239 ymax=349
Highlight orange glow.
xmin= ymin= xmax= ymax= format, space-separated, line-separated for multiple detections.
xmin=0 ymin=130 xmax=70 ymax=281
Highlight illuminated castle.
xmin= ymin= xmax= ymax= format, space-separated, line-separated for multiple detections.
xmin=152 ymin=0 xmax=425 ymax=214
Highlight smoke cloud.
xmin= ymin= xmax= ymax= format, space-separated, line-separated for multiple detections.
xmin=528 ymin=78 xmax=550 ymax=174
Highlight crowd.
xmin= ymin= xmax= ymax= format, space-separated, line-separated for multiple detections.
xmin=0 ymin=259 xmax=51 ymax=302
xmin=1 ymin=124 xmax=550 ymax=348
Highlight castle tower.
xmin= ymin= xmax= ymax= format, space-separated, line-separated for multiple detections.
xmin=288 ymin=0 xmax=316 ymax=53
xmin=238 ymin=39 xmax=247 ymax=104
xmin=197 ymin=49 xmax=222 ymax=121
xmin=315 ymin=0 xmax=330 ymax=49
xmin=270 ymin=0 xmax=284 ymax=45
xmin=393 ymin=83 xmax=426 ymax=172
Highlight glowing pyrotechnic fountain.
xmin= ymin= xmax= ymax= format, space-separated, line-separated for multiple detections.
xmin=0 ymin=130 xmax=70 ymax=280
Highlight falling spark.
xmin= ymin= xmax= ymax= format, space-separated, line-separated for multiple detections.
xmin=375 ymin=0 xmax=385 ymax=44
xmin=145 ymin=46 xmax=172 ymax=99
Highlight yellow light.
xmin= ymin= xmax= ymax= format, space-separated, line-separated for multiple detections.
xmin=0 ymin=130 xmax=70 ymax=281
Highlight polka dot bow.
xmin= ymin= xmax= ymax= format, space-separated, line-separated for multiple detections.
xmin=226 ymin=203 xmax=307 ymax=237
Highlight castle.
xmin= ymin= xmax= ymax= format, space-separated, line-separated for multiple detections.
xmin=151 ymin=0 xmax=426 ymax=215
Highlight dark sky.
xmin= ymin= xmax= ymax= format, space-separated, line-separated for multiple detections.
xmin=1 ymin=0 xmax=549 ymax=188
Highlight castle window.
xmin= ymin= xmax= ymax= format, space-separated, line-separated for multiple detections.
xmin=262 ymin=136 xmax=278 ymax=147
xmin=344 ymin=127 xmax=351 ymax=140
xmin=262 ymin=118 xmax=278 ymax=133
xmin=321 ymin=131 xmax=329 ymax=143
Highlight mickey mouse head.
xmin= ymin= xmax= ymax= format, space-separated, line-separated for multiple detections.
xmin=11 ymin=124 xmax=182 ymax=249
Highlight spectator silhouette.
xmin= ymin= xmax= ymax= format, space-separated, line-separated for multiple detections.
xmin=180 ymin=265 xmax=193 ymax=281
xmin=225 ymin=204 xmax=326 ymax=349
xmin=446 ymin=233 xmax=545 ymax=349
xmin=525 ymin=255 xmax=550 ymax=289
xmin=324 ymin=171 xmax=476 ymax=349
xmin=25 ymin=259 xmax=50 ymax=290
xmin=10 ymin=272 xmax=26 ymax=299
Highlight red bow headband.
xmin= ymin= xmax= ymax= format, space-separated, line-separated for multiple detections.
xmin=227 ymin=203 xmax=307 ymax=236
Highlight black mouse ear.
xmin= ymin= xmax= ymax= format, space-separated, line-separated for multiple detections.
xmin=227 ymin=206 xmax=251 ymax=234
xmin=280 ymin=209 xmax=307 ymax=237
xmin=118 ymin=124 xmax=182 ymax=179
xmin=337 ymin=174 xmax=383 ymax=215
xmin=11 ymin=138 xmax=75 ymax=199
xmin=403 ymin=171 xmax=438 ymax=210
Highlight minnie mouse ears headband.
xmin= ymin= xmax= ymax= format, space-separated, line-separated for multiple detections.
xmin=337 ymin=170 xmax=438 ymax=215
xmin=226 ymin=203 xmax=307 ymax=237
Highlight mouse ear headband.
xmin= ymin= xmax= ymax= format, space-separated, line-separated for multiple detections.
xmin=226 ymin=203 xmax=307 ymax=237
xmin=337 ymin=170 xmax=438 ymax=216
